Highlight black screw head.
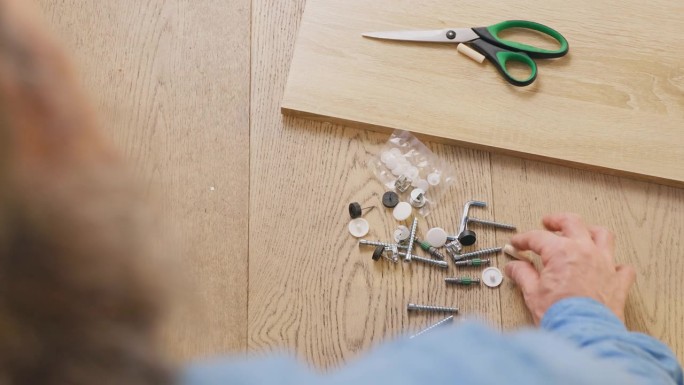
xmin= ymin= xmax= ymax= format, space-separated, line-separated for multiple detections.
xmin=382 ymin=191 xmax=399 ymax=208
xmin=372 ymin=245 xmax=385 ymax=261
xmin=458 ymin=230 xmax=477 ymax=246
xmin=446 ymin=30 xmax=456 ymax=40
xmin=349 ymin=202 xmax=363 ymax=218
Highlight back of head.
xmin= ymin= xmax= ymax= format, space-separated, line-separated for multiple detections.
xmin=0 ymin=1 xmax=171 ymax=384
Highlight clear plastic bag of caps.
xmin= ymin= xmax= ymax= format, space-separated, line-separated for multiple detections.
xmin=368 ymin=130 xmax=456 ymax=216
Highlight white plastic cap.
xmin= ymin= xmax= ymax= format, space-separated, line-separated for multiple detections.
xmin=384 ymin=157 xmax=398 ymax=170
xmin=406 ymin=167 xmax=420 ymax=180
xmin=427 ymin=172 xmax=441 ymax=186
xmin=380 ymin=151 xmax=395 ymax=164
xmin=391 ymin=163 xmax=405 ymax=176
xmin=389 ymin=148 xmax=402 ymax=157
xmin=392 ymin=202 xmax=413 ymax=221
xmin=348 ymin=218 xmax=370 ymax=238
xmin=482 ymin=267 xmax=503 ymax=288
xmin=416 ymin=179 xmax=429 ymax=192
xmin=425 ymin=227 xmax=448 ymax=248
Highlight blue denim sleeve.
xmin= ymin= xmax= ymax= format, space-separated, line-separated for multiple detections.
xmin=541 ymin=297 xmax=683 ymax=385
xmin=181 ymin=298 xmax=682 ymax=385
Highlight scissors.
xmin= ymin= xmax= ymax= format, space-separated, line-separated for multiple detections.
xmin=362 ymin=20 xmax=569 ymax=87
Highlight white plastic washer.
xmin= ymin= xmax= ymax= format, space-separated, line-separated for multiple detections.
xmin=393 ymin=225 xmax=411 ymax=243
xmin=389 ymin=147 xmax=402 ymax=156
xmin=416 ymin=179 xmax=429 ymax=192
xmin=427 ymin=172 xmax=441 ymax=186
xmin=406 ymin=166 xmax=420 ymax=180
xmin=348 ymin=218 xmax=370 ymax=238
xmin=392 ymin=202 xmax=413 ymax=221
xmin=391 ymin=163 xmax=406 ymax=176
xmin=425 ymin=227 xmax=448 ymax=248
xmin=482 ymin=267 xmax=504 ymax=288
xmin=380 ymin=151 xmax=395 ymax=164
xmin=384 ymin=157 xmax=398 ymax=170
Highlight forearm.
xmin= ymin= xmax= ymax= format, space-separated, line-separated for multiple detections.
xmin=542 ymin=297 xmax=683 ymax=385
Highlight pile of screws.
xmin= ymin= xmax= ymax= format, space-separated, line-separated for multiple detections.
xmin=351 ymin=197 xmax=516 ymax=336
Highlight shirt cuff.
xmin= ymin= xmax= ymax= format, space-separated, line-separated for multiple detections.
xmin=541 ymin=297 xmax=626 ymax=336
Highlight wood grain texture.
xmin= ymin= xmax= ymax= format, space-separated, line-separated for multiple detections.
xmin=491 ymin=154 xmax=684 ymax=362
xmin=250 ymin=0 xmax=505 ymax=368
xmin=282 ymin=0 xmax=684 ymax=186
xmin=38 ymin=0 xmax=684 ymax=371
xmin=36 ymin=0 xmax=250 ymax=359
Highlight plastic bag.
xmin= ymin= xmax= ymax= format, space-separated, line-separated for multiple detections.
xmin=368 ymin=130 xmax=456 ymax=216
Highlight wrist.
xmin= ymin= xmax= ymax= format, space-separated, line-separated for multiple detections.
xmin=541 ymin=297 xmax=625 ymax=332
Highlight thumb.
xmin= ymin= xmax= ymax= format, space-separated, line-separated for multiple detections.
xmin=505 ymin=261 xmax=540 ymax=296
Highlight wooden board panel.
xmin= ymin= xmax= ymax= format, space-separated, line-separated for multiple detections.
xmin=491 ymin=154 xmax=684 ymax=363
xmin=282 ymin=0 xmax=684 ymax=187
xmin=37 ymin=0 xmax=250 ymax=360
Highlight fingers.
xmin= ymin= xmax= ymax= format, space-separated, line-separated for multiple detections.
xmin=510 ymin=230 xmax=560 ymax=265
xmin=543 ymin=213 xmax=592 ymax=240
xmin=505 ymin=261 xmax=540 ymax=296
xmin=589 ymin=225 xmax=615 ymax=257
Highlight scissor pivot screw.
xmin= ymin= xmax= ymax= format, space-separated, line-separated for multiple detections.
xmin=446 ymin=30 xmax=456 ymax=40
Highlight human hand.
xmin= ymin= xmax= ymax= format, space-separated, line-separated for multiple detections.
xmin=504 ymin=213 xmax=636 ymax=325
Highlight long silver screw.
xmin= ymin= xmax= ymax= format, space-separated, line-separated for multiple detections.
xmin=407 ymin=303 xmax=459 ymax=313
xmin=409 ymin=316 xmax=454 ymax=339
xmin=467 ymin=217 xmax=516 ymax=231
xmin=359 ymin=240 xmax=408 ymax=249
xmin=445 ymin=277 xmax=481 ymax=286
xmin=454 ymin=258 xmax=491 ymax=267
xmin=404 ymin=217 xmax=418 ymax=262
xmin=453 ymin=247 xmax=503 ymax=262
xmin=399 ymin=252 xmax=448 ymax=269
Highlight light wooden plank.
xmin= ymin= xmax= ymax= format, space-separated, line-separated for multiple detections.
xmin=282 ymin=0 xmax=684 ymax=187
xmin=491 ymin=154 xmax=684 ymax=364
xmin=250 ymin=0 xmax=504 ymax=368
xmin=36 ymin=0 xmax=250 ymax=360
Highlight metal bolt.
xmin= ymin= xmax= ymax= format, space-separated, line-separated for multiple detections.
xmin=359 ymin=240 xmax=408 ymax=249
xmin=359 ymin=240 xmax=406 ymax=262
xmin=409 ymin=315 xmax=454 ymax=339
xmin=415 ymin=238 xmax=446 ymax=260
xmin=407 ymin=303 xmax=459 ymax=313
xmin=445 ymin=277 xmax=481 ymax=285
xmin=457 ymin=200 xmax=486 ymax=246
xmin=398 ymin=252 xmax=448 ymax=269
xmin=444 ymin=239 xmax=463 ymax=257
xmin=454 ymin=258 xmax=491 ymax=267
xmin=467 ymin=217 xmax=516 ymax=231
xmin=404 ymin=217 xmax=418 ymax=262
xmin=372 ymin=245 xmax=399 ymax=263
xmin=453 ymin=247 xmax=503 ymax=262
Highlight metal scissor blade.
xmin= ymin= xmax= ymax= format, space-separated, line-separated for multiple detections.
xmin=362 ymin=28 xmax=478 ymax=43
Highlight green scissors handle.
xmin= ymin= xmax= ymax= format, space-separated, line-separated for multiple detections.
xmin=472 ymin=20 xmax=569 ymax=59
xmin=469 ymin=20 xmax=569 ymax=86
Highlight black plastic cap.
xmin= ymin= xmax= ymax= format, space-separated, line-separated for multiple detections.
xmin=458 ymin=230 xmax=477 ymax=246
xmin=382 ymin=191 xmax=399 ymax=208
xmin=349 ymin=202 xmax=362 ymax=219
xmin=372 ymin=245 xmax=385 ymax=261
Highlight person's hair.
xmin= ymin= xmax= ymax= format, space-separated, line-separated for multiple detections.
xmin=0 ymin=1 xmax=171 ymax=384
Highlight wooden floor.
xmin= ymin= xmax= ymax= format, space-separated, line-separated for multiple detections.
xmin=38 ymin=0 xmax=683 ymax=367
